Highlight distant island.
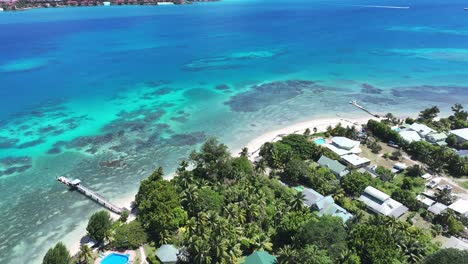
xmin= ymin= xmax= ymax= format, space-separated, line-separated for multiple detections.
xmin=0 ymin=0 xmax=217 ymax=12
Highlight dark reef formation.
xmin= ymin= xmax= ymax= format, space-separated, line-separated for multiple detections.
xmin=225 ymin=80 xmax=317 ymax=112
xmin=361 ymin=83 xmax=383 ymax=94
xmin=0 ymin=156 xmax=33 ymax=177
xmin=392 ymin=85 xmax=468 ymax=103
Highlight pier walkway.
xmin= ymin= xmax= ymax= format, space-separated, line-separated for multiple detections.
xmin=350 ymin=100 xmax=380 ymax=118
xmin=57 ymin=176 xmax=124 ymax=214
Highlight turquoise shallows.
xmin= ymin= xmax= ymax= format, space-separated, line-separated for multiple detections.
xmin=1 ymin=0 xmax=468 ymax=263
xmin=314 ymin=138 xmax=326 ymax=145
xmin=100 ymin=253 xmax=129 ymax=264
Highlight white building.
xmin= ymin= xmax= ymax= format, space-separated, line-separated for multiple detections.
xmin=324 ymin=137 xmax=362 ymax=156
xmin=103 ymin=1 xmax=111 ymax=6
xmin=358 ymin=186 xmax=408 ymax=218
xmin=449 ymin=199 xmax=468 ymax=216
xmin=399 ymin=130 xmax=422 ymax=143
xmin=416 ymin=195 xmax=435 ymax=209
xmin=409 ymin=123 xmax=435 ymax=137
xmin=442 ymin=236 xmax=468 ymax=251
xmin=449 ymin=128 xmax=468 ymax=143
xmin=341 ymin=154 xmax=370 ymax=168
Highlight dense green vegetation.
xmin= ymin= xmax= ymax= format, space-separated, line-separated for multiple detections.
xmin=42 ymin=242 xmax=71 ymax=264
xmin=86 ymin=210 xmax=112 ymax=244
xmin=423 ymin=248 xmax=468 ymax=264
xmin=44 ymin=103 xmax=468 ymax=263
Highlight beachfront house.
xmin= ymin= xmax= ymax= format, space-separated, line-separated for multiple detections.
xmin=243 ymin=251 xmax=277 ymax=264
xmin=341 ymin=154 xmax=370 ymax=168
xmin=298 ymin=187 xmax=353 ymax=223
xmin=448 ymin=199 xmax=468 ymax=217
xmin=156 ymin=244 xmax=179 ymax=264
xmin=317 ymin=155 xmax=349 ymax=178
xmin=409 ymin=123 xmax=435 ymax=138
xmin=449 ymin=128 xmax=468 ymax=143
xmin=312 ymin=195 xmax=354 ymax=223
xmin=427 ymin=202 xmax=448 ymax=216
xmin=324 ymin=136 xmax=362 ymax=156
xmin=399 ymin=130 xmax=421 ymax=143
xmin=358 ymin=186 xmax=408 ymax=218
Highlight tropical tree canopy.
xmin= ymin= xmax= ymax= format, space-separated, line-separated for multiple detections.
xmin=42 ymin=242 xmax=71 ymax=264
xmin=86 ymin=210 xmax=112 ymax=244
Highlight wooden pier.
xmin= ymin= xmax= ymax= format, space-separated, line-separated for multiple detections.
xmin=57 ymin=176 xmax=124 ymax=215
xmin=349 ymin=100 xmax=380 ymax=118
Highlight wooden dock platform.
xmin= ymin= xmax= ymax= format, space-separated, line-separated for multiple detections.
xmin=57 ymin=176 xmax=124 ymax=215
xmin=349 ymin=100 xmax=380 ymax=118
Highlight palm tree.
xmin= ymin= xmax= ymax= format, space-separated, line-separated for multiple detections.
xmin=239 ymin=147 xmax=249 ymax=157
xmin=250 ymin=234 xmax=273 ymax=252
xmin=103 ymin=230 xmax=114 ymax=248
xmin=159 ymin=229 xmax=173 ymax=245
xmin=177 ymin=160 xmax=189 ymax=174
xmin=181 ymin=184 xmax=198 ymax=215
xmin=277 ymin=245 xmax=297 ymax=264
xmin=290 ymin=192 xmax=306 ymax=211
xmin=254 ymin=159 xmax=267 ymax=174
xmin=78 ymin=244 xmax=93 ymax=264
xmin=247 ymin=204 xmax=260 ymax=223
xmin=398 ymin=237 xmax=425 ymax=263
xmin=192 ymin=236 xmax=211 ymax=264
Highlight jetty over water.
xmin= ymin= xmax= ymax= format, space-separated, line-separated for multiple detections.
xmin=349 ymin=100 xmax=380 ymax=118
xmin=57 ymin=176 xmax=124 ymax=215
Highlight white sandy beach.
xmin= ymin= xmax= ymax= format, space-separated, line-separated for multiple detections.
xmin=67 ymin=116 xmax=375 ymax=255
xmin=243 ymin=116 xmax=375 ymax=161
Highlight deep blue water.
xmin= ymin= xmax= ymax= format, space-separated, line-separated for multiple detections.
xmin=0 ymin=0 xmax=468 ymax=263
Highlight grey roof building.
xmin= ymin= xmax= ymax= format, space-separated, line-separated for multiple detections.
xmin=409 ymin=123 xmax=435 ymax=137
xmin=442 ymin=236 xmax=468 ymax=251
xmin=299 ymin=187 xmax=353 ymax=223
xmin=358 ymin=186 xmax=408 ymax=218
xmin=312 ymin=195 xmax=354 ymax=223
xmin=302 ymin=187 xmax=324 ymax=207
xmin=426 ymin=132 xmax=447 ymax=145
xmin=456 ymin=150 xmax=468 ymax=158
xmin=317 ymin=155 xmax=349 ymax=178
xmin=427 ymin=202 xmax=448 ymax=215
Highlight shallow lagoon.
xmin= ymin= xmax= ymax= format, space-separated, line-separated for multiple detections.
xmin=1 ymin=0 xmax=468 ymax=263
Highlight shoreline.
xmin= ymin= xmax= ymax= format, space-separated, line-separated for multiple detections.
xmin=67 ymin=114 xmax=377 ymax=255
xmin=241 ymin=116 xmax=376 ymax=161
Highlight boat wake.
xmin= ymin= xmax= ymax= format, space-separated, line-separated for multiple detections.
xmin=356 ymin=5 xmax=410 ymax=9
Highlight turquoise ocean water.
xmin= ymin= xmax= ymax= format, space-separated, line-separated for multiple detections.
xmin=1 ymin=0 xmax=468 ymax=262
